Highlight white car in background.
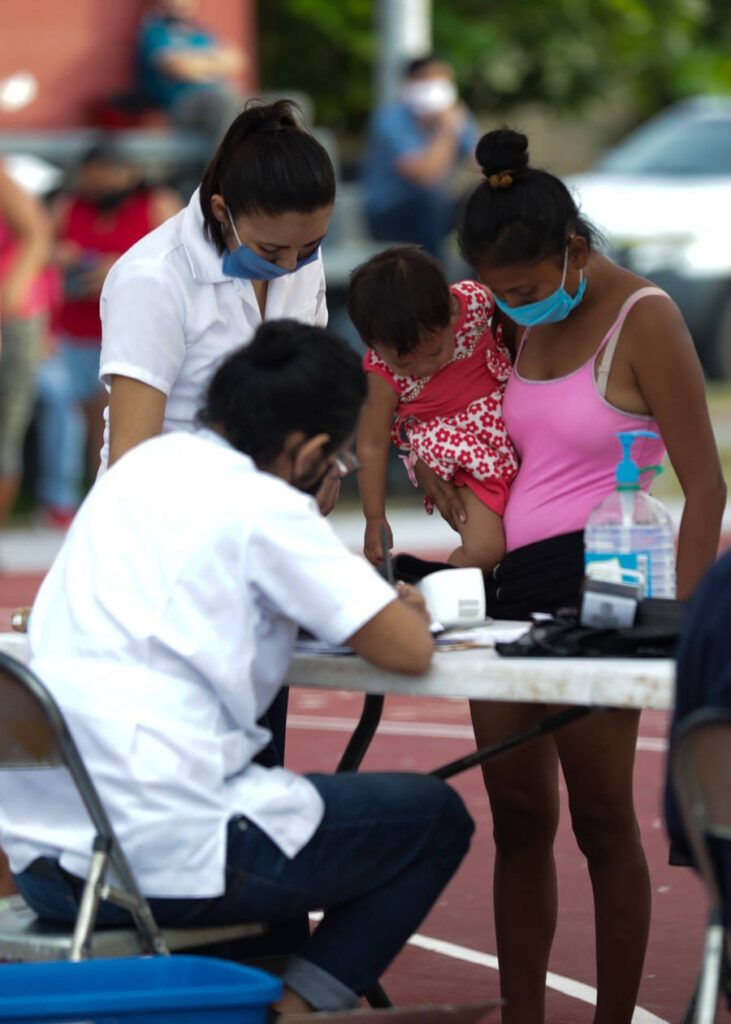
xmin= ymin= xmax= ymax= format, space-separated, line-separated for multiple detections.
xmin=567 ymin=96 xmax=731 ymax=378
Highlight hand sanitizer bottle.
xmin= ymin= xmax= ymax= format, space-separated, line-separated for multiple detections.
xmin=584 ymin=430 xmax=676 ymax=599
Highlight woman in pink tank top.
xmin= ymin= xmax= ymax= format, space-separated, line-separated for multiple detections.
xmin=415 ymin=128 xmax=725 ymax=1023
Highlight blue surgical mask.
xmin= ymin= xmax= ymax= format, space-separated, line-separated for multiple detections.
xmin=494 ymin=248 xmax=586 ymax=327
xmin=221 ymin=208 xmax=320 ymax=281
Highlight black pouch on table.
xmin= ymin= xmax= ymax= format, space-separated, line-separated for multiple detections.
xmin=495 ymin=601 xmax=687 ymax=659
xmin=392 ymin=530 xmax=586 ymax=620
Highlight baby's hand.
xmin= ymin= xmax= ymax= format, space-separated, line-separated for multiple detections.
xmin=364 ymin=518 xmax=393 ymax=567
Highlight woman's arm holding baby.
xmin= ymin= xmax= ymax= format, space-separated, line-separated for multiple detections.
xmin=357 ymin=373 xmax=399 ymax=564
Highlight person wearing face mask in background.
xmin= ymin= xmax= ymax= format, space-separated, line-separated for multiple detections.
xmin=361 ymin=55 xmax=477 ymax=264
xmin=35 ymin=142 xmax=182 ymax=527
xmin=414 ymin=128 xmax=725 ymax=1024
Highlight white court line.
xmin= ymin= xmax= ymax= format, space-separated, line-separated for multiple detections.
xmin=308 ymin=913 xmax=668 ymax=1023
xmin=288 ymin=713 xmax=668 ymax=752
xmin=407 ymin=933 xmax=669 ymax=1024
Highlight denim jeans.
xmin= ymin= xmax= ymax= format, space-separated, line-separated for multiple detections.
xmin=365 ymin=188 xmax=457 ymax=263
xmin=35 ymin=339 xmax=102 ymax=509
xmin=15 ymin=772 xmax=473 ymax=1011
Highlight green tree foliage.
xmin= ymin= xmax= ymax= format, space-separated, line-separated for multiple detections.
xmin=257 ymin=0 xmax=731 ymax=130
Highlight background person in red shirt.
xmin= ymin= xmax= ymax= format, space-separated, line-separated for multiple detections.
xmin=36 ymin=142 xmax=181 ymax=526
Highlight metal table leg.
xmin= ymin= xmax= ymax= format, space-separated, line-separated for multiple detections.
xmin=431 ymin=706 xmax=600 ymax=780
xmin=336 ymin=694 xmax=385 ymax=772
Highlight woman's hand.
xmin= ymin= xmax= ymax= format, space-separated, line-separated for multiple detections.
xmin=315 ymin=471 xmax=340 ymax=516
xmin=364 ymin=517 xmax=393 ymax=566
xmin=413 ymin=461 xmax=467 ymax=532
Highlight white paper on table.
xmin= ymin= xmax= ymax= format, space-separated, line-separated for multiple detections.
xmin=294 ymin=639 xmax=355 ymax=656
xmin=435 ymin=621 xmax=531 ymax=648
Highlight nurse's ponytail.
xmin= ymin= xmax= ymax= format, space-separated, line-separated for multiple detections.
xmin=458 ymin=128 xmax=597 ymax=269
xmin=200 ymin=99 xmax=336 ymax=254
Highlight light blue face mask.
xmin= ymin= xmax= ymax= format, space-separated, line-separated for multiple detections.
xmin=493 ymin=248 xmax=586 ymax=327
xmin=221 ymin=208 xmax=320 ymax=281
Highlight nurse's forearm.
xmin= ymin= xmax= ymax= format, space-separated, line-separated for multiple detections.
xmin=108 ymin=376 xmax=167 ymax=467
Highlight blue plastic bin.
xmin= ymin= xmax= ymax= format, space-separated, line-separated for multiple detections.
xmin=0 ymin=955 xmax=282 ymax=1023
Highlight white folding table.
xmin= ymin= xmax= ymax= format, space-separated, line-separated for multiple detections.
xmin=284 ymin=624 xmax=675 ymax=775
xmin=0 ymin=628 xmax=675 ymax=775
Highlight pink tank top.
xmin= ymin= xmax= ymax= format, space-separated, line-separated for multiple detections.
xmin=502 ymin=287 xmax=668 ymax=552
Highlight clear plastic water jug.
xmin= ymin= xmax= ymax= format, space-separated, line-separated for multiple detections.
xmin=584 ymin=430 xmax=676 ymax=599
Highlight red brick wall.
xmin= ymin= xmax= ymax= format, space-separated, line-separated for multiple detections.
xmin=0 ymin=0 xmax=256 ymax=129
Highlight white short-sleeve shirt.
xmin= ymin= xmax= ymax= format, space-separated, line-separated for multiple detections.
xmin=0 ymin=431 xmax=394 ymax=898
xmin=97 ymin=190 xmax=328 ymax=472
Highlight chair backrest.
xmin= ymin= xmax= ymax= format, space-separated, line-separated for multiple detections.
xmin=672 ymin=708 xmax=731 ymax=910
xmin=0 ymin=651 xmax=121 ymax=845
xmin=673 ymin=709 xmax=731 ymax=841
xmin=0 ymin=652 xmax=70 ymax=769
xmin=0 ymin=652 xmax=168 ymax=956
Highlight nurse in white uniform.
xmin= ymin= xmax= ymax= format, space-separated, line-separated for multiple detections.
xmin=3 ymin=321 xmax=474 ymax=1018
xmin=98 ymin=98 xmax=336 ymax=795
xmin=98 ymin=98 xmax=335 ymax=485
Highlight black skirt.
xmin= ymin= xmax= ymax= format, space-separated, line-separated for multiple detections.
xmin=485 ymin=530 xmax=585 ymax=620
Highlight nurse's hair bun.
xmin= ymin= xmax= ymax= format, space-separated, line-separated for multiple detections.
xmin=475 ymin=129 xmax=529 ymax=181
xmin=246 ymin=321 xmax=301 ymax=368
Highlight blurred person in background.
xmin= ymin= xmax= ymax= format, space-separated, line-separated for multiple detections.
xmin=137 ymin=0 xmax=248 ymax=149
xmin=35 ymin=142 xmax=181 ymax=528
xmin=361 ymin=55 xmax=478 ymax=265
xmin=0 ymin=165 xmax=51 ymax=528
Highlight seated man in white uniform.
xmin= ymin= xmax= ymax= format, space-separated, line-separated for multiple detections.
xmin=0 ymin=319 xmax=474 ymax=1018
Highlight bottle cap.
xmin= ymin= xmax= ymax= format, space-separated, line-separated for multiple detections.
xmin=616 ymin=430 xmax=659 ymax=489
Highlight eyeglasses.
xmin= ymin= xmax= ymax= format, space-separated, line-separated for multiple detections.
xmin=330 ymin=450 xmax=362 ymax=479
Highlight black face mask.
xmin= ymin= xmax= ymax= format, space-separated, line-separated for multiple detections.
xmin=91 ymin=188 xmax=136 ymax=214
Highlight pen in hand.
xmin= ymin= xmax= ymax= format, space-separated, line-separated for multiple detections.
xmin=380 ymin=524 xmax=395 ymax=586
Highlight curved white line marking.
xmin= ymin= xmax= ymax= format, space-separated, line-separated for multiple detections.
xmin=406 ymin=933 xmax=669 ymax=1024
xmin=308 ymin=913 xmax=668 ymax=1023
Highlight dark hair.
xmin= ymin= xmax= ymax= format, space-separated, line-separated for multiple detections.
xmin=347 ymin=245 xmax=451 ymax=356
xmin=404 ymin=54 xmax=442 ymax=78
xmin=80 ymin=138 xmax=135 ymax=169
xmin=459 ymin=128 xmax=597 ymax=268
xmin=197 ymin=319 xmax=366 ymax=467
xmin=200 ymin=99 xmax=336 ymax=254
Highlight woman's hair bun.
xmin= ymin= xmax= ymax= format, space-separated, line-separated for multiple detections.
xmin=475 ymin=129 xmax=529 ymax=178
xmin=244 ymin=98 xmax=301 ymax=133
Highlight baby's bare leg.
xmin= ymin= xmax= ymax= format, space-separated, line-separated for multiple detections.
xmin=447 ymin=487 xmax=505 ymax=572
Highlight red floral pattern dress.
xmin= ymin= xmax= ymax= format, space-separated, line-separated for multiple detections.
xmin=363 ymin=281 xmax=519 ymax=517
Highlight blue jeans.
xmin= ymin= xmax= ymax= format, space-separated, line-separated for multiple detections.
xmin=365 ymin=188 xmax=457 ymax=263
xmin=35 ymin=339 xmax=103 ymax=509
xmin=15 ymin=772 xmax=473 ymax=1011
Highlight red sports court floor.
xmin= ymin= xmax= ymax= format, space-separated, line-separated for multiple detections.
xmin=1 ymin=556 xmax=726 ymax=1023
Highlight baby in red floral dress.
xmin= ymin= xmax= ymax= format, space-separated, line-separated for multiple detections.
xmin=348 ymin=245 xmax=518 ymax=572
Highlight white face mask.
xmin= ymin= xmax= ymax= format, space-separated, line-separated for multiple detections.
xmin=401 ymin=78 xmax=457 ymax=117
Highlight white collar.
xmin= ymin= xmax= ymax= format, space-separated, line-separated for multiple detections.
xmin=181 ymin=188 xmax=230 ymax=285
